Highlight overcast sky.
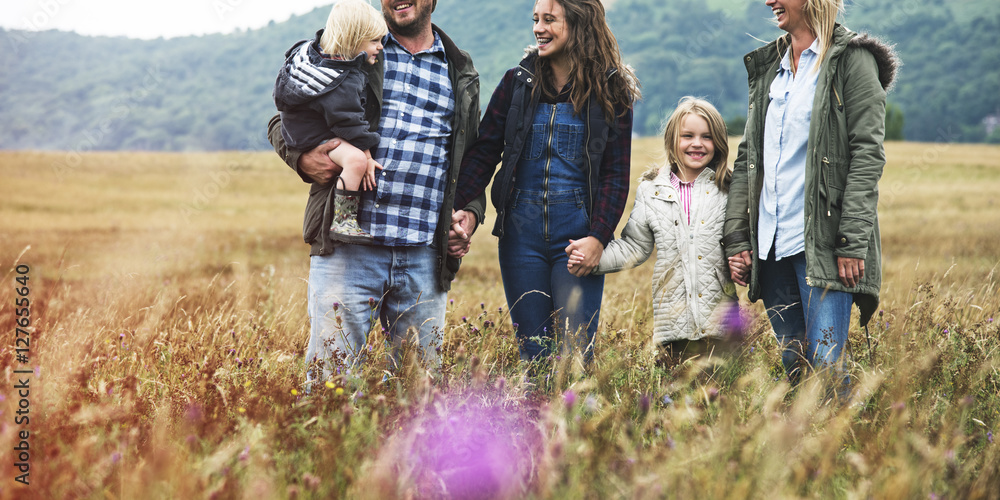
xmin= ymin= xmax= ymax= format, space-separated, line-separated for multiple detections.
xmin=0 ymin=0 xmax=337 ymax=39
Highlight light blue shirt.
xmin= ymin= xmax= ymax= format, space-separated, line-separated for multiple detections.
xmin=759 ymin=39 xmax=820 ymax=261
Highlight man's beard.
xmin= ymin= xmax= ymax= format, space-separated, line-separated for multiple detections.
xmin=384 ymin=4 xmax=432 ymax=38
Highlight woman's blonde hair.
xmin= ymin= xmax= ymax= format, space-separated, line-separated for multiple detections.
xmin=320 ymin=0 xmax=388 ymax=59
xmin=777 ymin=0 xmax=844 ymax=69
xmin=662 ymin=97 xmax=731 ymax=191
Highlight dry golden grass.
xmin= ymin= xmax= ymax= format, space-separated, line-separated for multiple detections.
xmin=0 ymin=141 xmax=997 ymax=499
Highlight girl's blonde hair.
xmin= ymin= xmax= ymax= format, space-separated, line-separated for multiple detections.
xmin=662 ymin=97 xmax=731 ymax=191
xmin=319 ymin=0 xmax=388 ymax=59
xmin=777 ymin=0 xmax=845 ymax=70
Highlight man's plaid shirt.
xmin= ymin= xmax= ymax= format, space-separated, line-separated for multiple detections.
xmin=359 ymin=32 xmax=455 ymax=246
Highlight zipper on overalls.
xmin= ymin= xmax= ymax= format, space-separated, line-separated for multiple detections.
xmin=543 ymin=105 xmax=557 ymax=240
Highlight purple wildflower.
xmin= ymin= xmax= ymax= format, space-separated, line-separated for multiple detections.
xmin=708 ymin=387 xmax=720 ymax=402
xmin=563 ymin=389 xmax=577 ymax=409
xmin=639 ymin=395 xmax=650 ymax=414
xmin=721 ymin=302 xmax=749 ymax=339
xmin=185 ymin=403 xmax=204 ymax=423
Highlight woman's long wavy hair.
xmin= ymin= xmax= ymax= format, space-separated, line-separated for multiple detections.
xmin=776 ymin=0 xmax=844 ymax=71
xmin=532 ymin=0 xmax=641 ymax=121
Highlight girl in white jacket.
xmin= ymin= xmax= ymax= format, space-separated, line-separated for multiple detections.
xmin=568 ymin=97 xmax=738 ymax=361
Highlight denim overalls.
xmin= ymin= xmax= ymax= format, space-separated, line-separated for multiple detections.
xmin=498 ymin=102 xmax=604 ymax=361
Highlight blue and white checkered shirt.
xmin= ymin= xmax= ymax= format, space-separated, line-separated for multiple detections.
xmin=359 ymin=31 xmax=455 ymax=246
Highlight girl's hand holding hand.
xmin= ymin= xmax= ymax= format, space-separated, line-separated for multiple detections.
xmin=728 ymin=251 xmax=752 ymax=286
xmin=567 ymin=249 xmax=586 ymax=272
xmin=565 ymin=237 xmax=603 ymax=277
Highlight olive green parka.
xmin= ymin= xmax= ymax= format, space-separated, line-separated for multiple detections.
xmin=722 ymin=25 xmax=899 ymax=327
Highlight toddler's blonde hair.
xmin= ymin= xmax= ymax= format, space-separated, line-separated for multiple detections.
xmin=319 ymin=0 xmax=388 ymax=59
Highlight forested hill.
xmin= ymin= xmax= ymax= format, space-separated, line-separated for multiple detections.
xmin=2 ymin=0 xmax=998 ymax=151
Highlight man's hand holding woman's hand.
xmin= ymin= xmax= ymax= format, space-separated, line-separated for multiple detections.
xmin=448 ymin=209 xmax=477 ymax=258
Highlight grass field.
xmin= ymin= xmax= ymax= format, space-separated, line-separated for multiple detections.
xmin=1 ymin=139 xmax=998 ymax=499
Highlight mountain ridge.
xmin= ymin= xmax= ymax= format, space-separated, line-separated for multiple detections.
xmin=2 ymin=0 xmax=997 ymax=150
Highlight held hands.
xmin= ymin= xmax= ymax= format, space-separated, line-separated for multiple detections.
xmin=447 ymin=209 xmax=477 ymax=258
xmin=299 ymin=139 xmax=343 ymax=184
xmin=726 ymin=252 xmax=863 ymax=288
xmin=728 ymin=250 xmax=752 ymax=286
xmin=565 ymin=237 xmax=603 ymax=277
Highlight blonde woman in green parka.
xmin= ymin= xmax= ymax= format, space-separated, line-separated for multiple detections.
xmin=723 ymin=0 xmax=898 ymax=396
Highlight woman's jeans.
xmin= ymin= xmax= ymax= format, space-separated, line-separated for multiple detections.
xmin=499 ymin=188 xmax=603 ymax=362
xmin=759 ymin=252 xmax=852 ymax=395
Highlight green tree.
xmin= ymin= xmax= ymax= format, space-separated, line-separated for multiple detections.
xmin=885 ymin=102 xmax=905 ymax=141
xmin=725 ymin=115 xmax=747 ymax=137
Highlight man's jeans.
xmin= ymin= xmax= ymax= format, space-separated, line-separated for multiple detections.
xmin=306 ymin=244 xmax=446 ymax=382
xmin=759 ymin=252 xmax=852 ymax=392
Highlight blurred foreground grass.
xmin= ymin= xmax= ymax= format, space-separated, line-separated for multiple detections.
xmin=0 ymin=141 xmax=998 ymax=499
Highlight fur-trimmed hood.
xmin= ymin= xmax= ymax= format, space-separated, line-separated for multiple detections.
xmin=847 ymin=31 xmax=900 ymax=92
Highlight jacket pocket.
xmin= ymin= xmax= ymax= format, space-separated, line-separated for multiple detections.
xmin=822 ymin=155 xmax=850 ymax=208
xmin=303 ymin=182 xmax=333 ymax=245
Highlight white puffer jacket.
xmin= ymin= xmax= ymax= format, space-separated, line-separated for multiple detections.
xmin=596 ymin=167 xmax=737 ymax=344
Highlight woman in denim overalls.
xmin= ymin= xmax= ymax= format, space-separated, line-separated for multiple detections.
xmin=452 ymin=0 xmax=640 ymax=363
